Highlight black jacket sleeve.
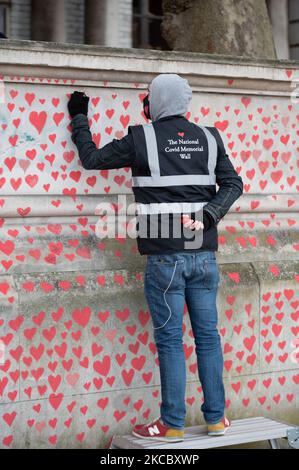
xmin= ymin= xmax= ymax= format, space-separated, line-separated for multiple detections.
xmin=70 ymin=113 xmax=136 ymax=170
xmin=202 ymin=126 xmax=244 ymax=225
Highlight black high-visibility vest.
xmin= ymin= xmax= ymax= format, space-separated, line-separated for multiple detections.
xmin=128 ymin=115 xmax=219 ymax=255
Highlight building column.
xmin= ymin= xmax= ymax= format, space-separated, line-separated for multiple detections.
xmin=84 ymin=0 xmax=107 ymax=45
xmin=31 ymin=0 xmax=66 ymax=43
xmin=267 ymin=0 xmax=289 ymax=59
xmin=105 ymin=0 xmax=133 ymax=48
xmin=85 ymin=0 xmax=133 ymax=47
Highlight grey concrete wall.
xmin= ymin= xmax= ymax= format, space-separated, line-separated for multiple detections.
xmin=0 ymin=40 xmax=298 ymax=448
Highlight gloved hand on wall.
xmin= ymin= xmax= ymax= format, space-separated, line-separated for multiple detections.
xmin=68 ymin=91 xmax=90 ymax=118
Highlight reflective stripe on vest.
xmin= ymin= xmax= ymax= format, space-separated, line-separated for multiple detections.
xmin=135 ymin=201 xmax=208 ymax=215
xmin=132 ymin=123 xmax=218 ymax=188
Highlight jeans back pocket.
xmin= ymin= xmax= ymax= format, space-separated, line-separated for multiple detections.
xmin=145 ymin=256 xmax=184 ymax=292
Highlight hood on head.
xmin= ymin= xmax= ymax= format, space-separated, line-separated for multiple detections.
xmin=148 ymin=73 xmax=192 ymax=122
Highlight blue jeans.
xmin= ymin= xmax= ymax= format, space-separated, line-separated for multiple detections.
xmin=144 ymin=250 xmax=225 ymax=429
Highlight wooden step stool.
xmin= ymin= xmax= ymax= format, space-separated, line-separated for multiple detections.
xmin=109 ymin=416 xmax=297 ymax=449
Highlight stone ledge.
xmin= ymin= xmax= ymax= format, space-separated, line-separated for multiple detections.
xmin=1 ymin=39 xmax=299 ymax=69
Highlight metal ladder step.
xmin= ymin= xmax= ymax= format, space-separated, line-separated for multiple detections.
xmin=109 ymin=416 xmax=296 ymax=449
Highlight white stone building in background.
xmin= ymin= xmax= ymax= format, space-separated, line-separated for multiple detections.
xmin=0 ymin=0 xmax=298 ymax=59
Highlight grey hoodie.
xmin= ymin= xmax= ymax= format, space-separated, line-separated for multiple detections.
xmin=148 ymin=73 xmax=193 ymax=122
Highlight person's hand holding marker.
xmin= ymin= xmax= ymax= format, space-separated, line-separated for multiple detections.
xmin=182 ymin=210 xmax=215 ymax=231
xmin=182 ymin=214 xmax=204 ymax=231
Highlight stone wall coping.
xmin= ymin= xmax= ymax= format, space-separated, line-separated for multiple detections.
xmin=1 ymin=39 xmax=299 ymax=89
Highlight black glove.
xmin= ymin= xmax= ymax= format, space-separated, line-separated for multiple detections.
xmin=68 ymin=91 xmax=89 ymax=118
